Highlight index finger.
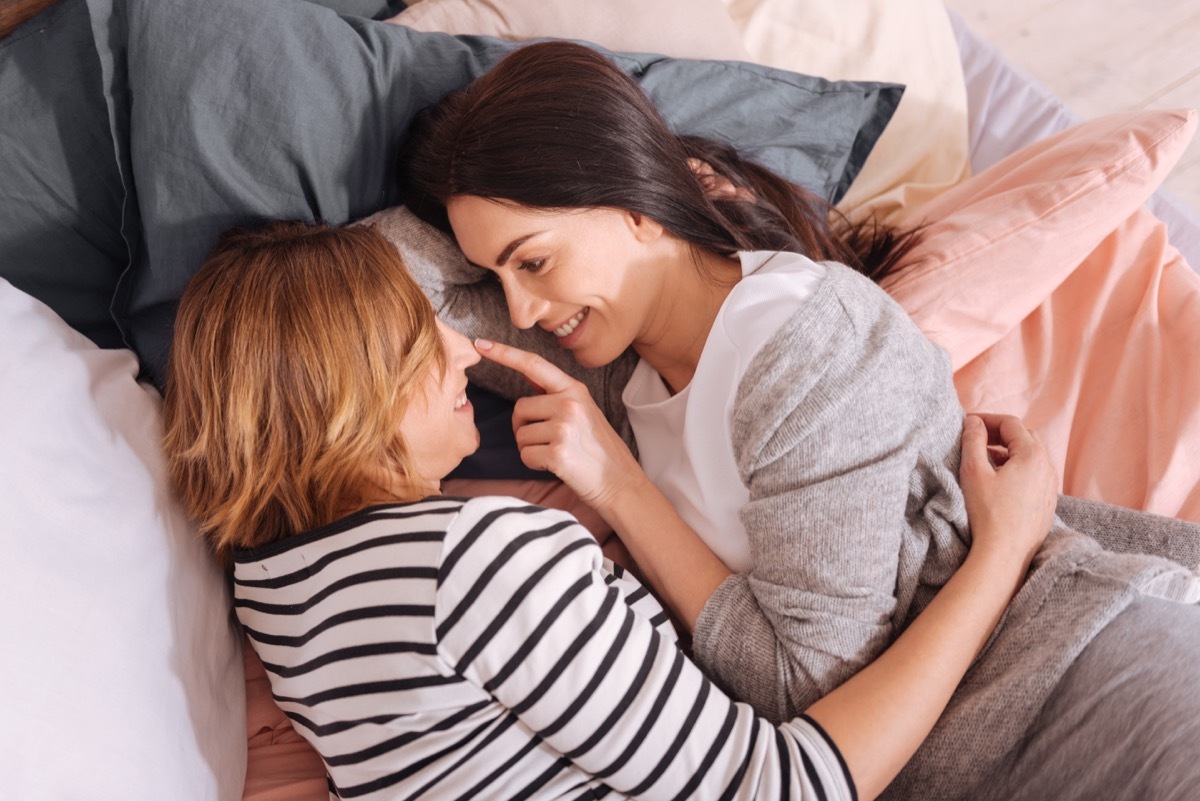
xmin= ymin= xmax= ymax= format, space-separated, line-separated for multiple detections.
xmin=474 ymin=338 xmax=577 ymax=395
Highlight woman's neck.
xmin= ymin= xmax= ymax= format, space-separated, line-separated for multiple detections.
xmin=336 ymin=476 xmax=438 ymax=519
xmin=633 ymin=247 xmax=742 ymax=395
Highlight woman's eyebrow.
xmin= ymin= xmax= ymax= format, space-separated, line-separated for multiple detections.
xmin=495 ymin=232 xmax=544 ymax=266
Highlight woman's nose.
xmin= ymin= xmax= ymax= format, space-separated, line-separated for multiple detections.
xmin=451 ymin=328 xmax=481 ymax=369
xmin=438 ymin=320 xmax=481 ymax=368
xmin=501 ymin=278 xmax=549 ymax=330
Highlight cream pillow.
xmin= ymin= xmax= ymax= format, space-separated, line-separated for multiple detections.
xmin=722 ymin=0 xmax=971 ymax=224
xmin=390 ymin=0 xmax=751 ymax=61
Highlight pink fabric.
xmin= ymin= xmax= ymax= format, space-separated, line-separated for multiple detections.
xmin=242 ymin=642 xmax=326 ymax=801
xmin=884 ymin=108 xmax=1200 ymax=522
xmin=954 ymin=207 xmax=1200 ymax=522
xmin=884 ymin=108 xmax=1197 ymax=370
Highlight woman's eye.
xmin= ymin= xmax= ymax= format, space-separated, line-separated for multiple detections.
xmin=517 ymin=259 xmax=546 ymax=273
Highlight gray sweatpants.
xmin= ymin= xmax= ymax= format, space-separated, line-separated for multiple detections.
xmin=979 ymin=595 xmax=1200 ymax=801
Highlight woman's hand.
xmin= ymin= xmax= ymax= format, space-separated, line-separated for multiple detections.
xmin=475 ymin=337 xmax=732 ymax=630
xmin=959 ymin=413 xmax=1057 ymax=568
xmin=814 ymin=414 xmax=1056 ymax=801
xmin=473 ymin=339 xmax=645 ymax=514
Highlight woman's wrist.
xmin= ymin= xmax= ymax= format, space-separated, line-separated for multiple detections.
xmin=966 ymin=523 xmax=1041 ymax=576
xmin=807 ymin=534 xmax=1027 ymax=800
xmin=594 ymin=473 xmax=731 ymax=630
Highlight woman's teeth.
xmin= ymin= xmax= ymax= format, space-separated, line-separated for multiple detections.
xmin=454 ymin=392 xmax=468 ymax=409
xmin=553 ymin=309 xmax=587 ymax=338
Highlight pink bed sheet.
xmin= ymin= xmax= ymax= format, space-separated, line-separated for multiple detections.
xmin=954 ymin=206 xmax=1200 ymax=522
xmin=243 ymin=641 xmax=326 ymax=801
xmin=884 ymin=107 xmax=1200 ymax=525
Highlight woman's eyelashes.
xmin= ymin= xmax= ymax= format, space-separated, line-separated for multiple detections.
xmin=517 ymin=258 xmax=546 ymax=273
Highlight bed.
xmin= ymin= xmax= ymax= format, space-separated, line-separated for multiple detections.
xmin=2 ymin=0 xmax=1198 ymax=799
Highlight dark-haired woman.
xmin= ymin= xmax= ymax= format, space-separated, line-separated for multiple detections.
xmin=391 ymin=39 xmax=1200 ymax=801
xmin=163 ymin=219 xmax=1060 ymax=801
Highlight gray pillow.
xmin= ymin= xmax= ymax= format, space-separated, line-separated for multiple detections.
xmin=0 ymin=0 xmax=127 ymax=348
xmin=84 ymin=0 xmax=902 ymax=385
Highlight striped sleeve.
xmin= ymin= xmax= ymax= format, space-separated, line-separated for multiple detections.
xmin=434 ymin=497 xmax=857 ymax=801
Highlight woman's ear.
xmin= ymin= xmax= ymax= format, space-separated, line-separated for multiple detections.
xmin=626 ymin=210 xmax=665 ymax=243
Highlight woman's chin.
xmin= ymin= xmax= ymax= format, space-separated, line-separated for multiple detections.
xmin=570 ymin=346 xmax=617 ymax=369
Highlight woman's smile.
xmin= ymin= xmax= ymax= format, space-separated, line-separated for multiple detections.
xmin=549 ymin=307 xmax=590 ymax=346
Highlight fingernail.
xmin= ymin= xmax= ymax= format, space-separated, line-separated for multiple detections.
xmin=474 ymin=338 xmax=494 ymax=350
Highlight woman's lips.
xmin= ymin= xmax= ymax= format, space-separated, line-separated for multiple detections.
xmin=550 ymin=308 xmax=589 ymax=347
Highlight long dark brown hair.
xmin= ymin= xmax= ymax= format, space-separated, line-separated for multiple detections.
xmin=397 ymin=40 xmax=918 ymax=284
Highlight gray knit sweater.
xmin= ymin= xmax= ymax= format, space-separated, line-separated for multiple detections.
xmin=693 ymin=262 xmax=1200 ymax=799
xmin=370 ymin=205 xmax=1200 ymax=800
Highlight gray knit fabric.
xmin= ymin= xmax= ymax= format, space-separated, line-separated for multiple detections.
xmin=374 ymin=204 xmax=1200 ymax=800
xmin=1056 ymin=494 xmax=1200 ymax=570
xmin=693 ymin=260 xmax=971 ymax=717
xmin=691 ymin=265 xmax=1200 ymax=800
xmin=975 ymin=595 xmax=1200 ymax=801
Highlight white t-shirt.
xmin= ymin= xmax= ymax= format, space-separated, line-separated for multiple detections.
xmin=623 ymin=251 xmax=827 ymax=572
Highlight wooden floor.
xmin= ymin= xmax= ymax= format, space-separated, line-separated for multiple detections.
xmin=945 ymin=0 xmax=1200 ymax=212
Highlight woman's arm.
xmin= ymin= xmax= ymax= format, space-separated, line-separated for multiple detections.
xmin=472 ymin=338 xmax=735 ymax=628
xmin=808 ymin=413 xmax=1056 ymax=799
xmin=470 ymin=278 xmax=1031 ymax=727
xmin=436 ymin=498 xmax=847 ymax=800
xmin=438 ymin=442 xmax=1051 ymax=801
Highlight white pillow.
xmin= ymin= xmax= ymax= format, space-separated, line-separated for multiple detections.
xmin=0 ymin=279 xmax=245 ymax=800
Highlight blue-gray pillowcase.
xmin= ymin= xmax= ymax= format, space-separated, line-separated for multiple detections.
xmin=82 ymin=0 xmax=901 ymax=385
xmin=0 ymin=0 xmax=127 ymax=348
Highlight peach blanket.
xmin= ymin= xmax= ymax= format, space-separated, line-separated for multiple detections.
xmin=886 ymin=108 xmax=1200 ymax=524
xmin=955 ymin=207 xmax=1200 ymax=522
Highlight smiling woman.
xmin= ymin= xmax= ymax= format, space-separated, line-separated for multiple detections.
xmin=396 ymin=317 xmax=483 ymax=491
xmin=391 ymin=39 xmax=1200 ymax=801
xmin=155 ymin=215 xmax=1068 ymax=801
xmin=162 ymin=221 xmax=456 ymax=556
xmin=446 ymin=198 xmax=741 ymax=381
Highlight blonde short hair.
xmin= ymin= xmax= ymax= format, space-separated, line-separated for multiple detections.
xmin=162 ymin=220 xmax=445 ymax=560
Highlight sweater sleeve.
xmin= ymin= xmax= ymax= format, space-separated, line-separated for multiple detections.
xmin=693 ymin=266 xmax=970 ymax=722
xmin=434 ymin=497 xmax=856 ymax=801
xmin=362 ymin=205 xmax=638 ymax=447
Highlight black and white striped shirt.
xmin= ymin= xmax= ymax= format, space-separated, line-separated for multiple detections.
xmin=234 ymin=496 xmax=855 ymax=800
